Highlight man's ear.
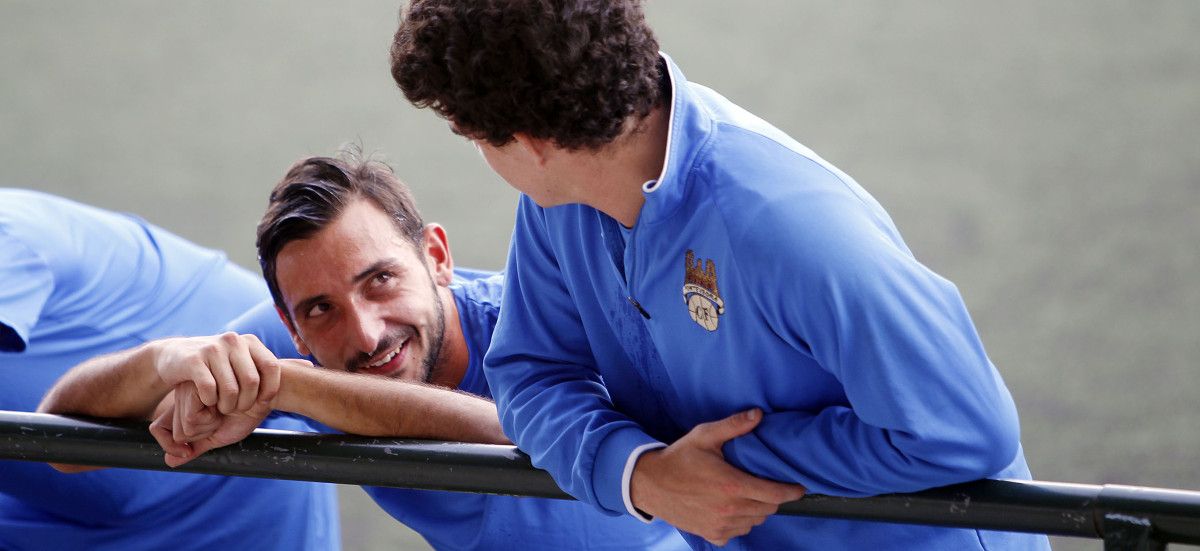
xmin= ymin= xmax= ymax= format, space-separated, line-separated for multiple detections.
xmin=421 ymin=223 xmax=455 ymax=286
xmin=512 ymin=133 xmax=551 ymax=167
xmin=275 ymin=305 xmax=310 ymax=356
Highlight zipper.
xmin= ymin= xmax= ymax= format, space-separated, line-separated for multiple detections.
xmin=623 ymin=216 xmax=650 ymax=319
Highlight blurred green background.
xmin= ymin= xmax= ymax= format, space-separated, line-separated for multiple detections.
xmin=2 ymin=2 xmax=1197 ymax=550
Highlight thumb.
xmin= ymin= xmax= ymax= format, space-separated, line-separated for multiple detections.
xmin=692 ymin=408 xmax=762 ymax=448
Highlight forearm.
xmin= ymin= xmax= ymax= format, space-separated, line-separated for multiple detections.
xmin=723 ymin=406 xmax=1020 ymax=497
xmin=38 ymin=342 xmax=171 ymax=419
xmin=273 ymin=361 xmax=508 ymax=444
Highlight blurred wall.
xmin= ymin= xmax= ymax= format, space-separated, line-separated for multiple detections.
xmin=2 ymin=2 xmax=1197 ymax=550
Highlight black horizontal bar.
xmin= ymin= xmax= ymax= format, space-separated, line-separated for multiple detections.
xmin=3 ymin=411 xmax=1199 ymax=544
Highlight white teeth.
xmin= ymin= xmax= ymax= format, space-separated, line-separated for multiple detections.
xmin=368 ymin=340 xmax=408 ymax=368
xmin=370 ymin=349 xmax=397 ymax=368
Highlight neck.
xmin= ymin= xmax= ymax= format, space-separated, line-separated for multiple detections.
xmin=570 ymin=105 xmax=670 ymax=228
xmin=429 ymin=286 xmax=468 ymax=389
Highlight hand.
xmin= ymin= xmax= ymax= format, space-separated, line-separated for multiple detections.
xmin=149 ymin=381 xmax=274 ymax=468
xmin=630 ymin=409 xmax=807 ymax=546
xmin=150 ymin=333 xmax=281 ymax=415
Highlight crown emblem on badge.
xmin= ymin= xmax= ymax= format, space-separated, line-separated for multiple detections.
xmin=682 ymin=250 xmax=725 ymax=331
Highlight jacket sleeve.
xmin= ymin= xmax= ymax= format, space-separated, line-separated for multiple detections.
xmin=0 ymin=232 xmax=54 ymax=352
xmin=223 ymin=299 xmax=306 ymax=360
xmin=484 ymin=197 xmax=662 ymax=516
xmin=721 ymin=193 xmax=1022 ymax=497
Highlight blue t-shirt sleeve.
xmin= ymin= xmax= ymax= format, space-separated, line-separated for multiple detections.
xmin=721 ymin=193 xmax=1021 ymax=496
xmin=484 ymin=197 xmax=659 ymax=516
xmin=224 ymin=299 xmax=305 ymax=360
xmin=0 ymin=233 xmax=54 ymax=352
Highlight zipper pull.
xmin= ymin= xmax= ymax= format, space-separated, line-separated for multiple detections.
xmin=627 ymin=296 xmax=651 ymax=319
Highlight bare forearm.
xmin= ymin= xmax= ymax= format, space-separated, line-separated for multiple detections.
xmin=38 ymin=342 xmax=171 ymax=419
xmin=275 ymin=362 xmax=509 ymax=444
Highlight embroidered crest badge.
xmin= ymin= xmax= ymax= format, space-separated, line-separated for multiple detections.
xmin=682 ymin=250 xmax=725 ymax=331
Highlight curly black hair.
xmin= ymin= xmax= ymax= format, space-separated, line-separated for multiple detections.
xmin=390 ymin=0 xmax=663 ymax=151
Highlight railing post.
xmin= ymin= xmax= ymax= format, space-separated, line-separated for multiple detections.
xmin=1103 ymin=513 xmax=1166 ymax=551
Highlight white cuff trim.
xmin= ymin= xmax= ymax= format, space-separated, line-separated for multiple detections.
xmin=622 ymin=442 xmax=668 ymax=523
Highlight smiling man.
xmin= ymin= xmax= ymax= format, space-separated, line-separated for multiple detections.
xmin=41 ymin=153 xmax=687 ymax=551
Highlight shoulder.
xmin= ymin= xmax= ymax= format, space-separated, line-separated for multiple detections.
xmin=451 ymin=269 xmax=503 ymax=340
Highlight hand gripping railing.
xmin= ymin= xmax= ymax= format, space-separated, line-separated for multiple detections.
xmin=2 ymin=410 xmax=1198 ymax=550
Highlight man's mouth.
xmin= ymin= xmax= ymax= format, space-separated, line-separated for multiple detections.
xmin=356 ymin=337 xmax=410 ymax=377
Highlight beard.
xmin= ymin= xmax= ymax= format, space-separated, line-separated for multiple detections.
xmin=418 ymin=277 xmax=447 ymax=384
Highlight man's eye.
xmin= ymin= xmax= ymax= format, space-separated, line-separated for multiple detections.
xmin=306 ymin=303 xmax=330 ymax=318
xmin=373 ymin=272 xmax=395 ymax=286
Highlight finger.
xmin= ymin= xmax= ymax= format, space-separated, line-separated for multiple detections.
xmin=189 ymin=429 xmax=235 ymax=460
xmin=721 ymin=497 xmax=781 ymax=518
xmin=724 ymin=511 xmax=774 ymax=527
xmin=705 ymin=521 xmax=757 ymax=547
xmin=228 ymin=335 xmax=261 ymax=412
xmin=187 ymin=406 xmax=220 ymax=437
xmin=692 ymin=409 xmax=763 ymax=448
xmin=732 ymin=469 xmax=807 ymax=505
xmin=246 ymin=336 xmax=281 ymax=404
xmin=183 ymin=403 xmax=220 ymax=440
xmin=175 ymin=383 xmax=201 ymax=439
xmin=149 ymin=409 xmax=192 ymax=465
xmin=172 ymin=394 xmax=189 ymax=443
xmin=187 ymin=359 xmax=220 ymax=409
xmin=204 ymin=338 xmax=240 ymax=414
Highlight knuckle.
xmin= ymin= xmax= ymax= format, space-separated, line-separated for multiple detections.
xmin=200 ymin=342 xmax=221 ymax=357
xmin=218 ymin=377 xmax=238 ymax=393
xmin=219 ymin=331 xmax=240 ymax=345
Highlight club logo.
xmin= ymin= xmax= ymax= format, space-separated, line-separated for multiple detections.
xmin=682 ymin=250 xmax=725 ymax=331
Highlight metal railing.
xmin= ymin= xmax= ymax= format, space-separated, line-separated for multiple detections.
xmin=2 ymin=410 xmax=1198 ymax=550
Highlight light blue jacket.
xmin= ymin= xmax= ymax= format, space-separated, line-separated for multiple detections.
xmin=0 ymin=189 xmax=338 ymax=551
xmin=484 ymin=55 xmax=1049 ymax=550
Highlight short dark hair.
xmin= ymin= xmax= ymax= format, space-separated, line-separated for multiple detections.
xmin=256 ymin=151 xmax=424 ymax=316
xmin=390 ymin=0 xmax=663 ymax=151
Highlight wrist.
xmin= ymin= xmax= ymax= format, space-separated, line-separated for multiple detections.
xmin=628 ymin=444 xmax=667 ymax=521
xmin=271 ymin=359 xmax=313 ymax=414
xmin=141 ymin=339 xmax=177 ymax=394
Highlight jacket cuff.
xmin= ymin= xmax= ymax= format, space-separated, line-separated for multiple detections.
xmin=591 ymin=425 xmax=663 ymax=517
xmin=623 ymin=442 xmax=668 ymax=522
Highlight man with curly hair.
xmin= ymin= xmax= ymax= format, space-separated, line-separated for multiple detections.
xmin=391 ymin=2 xmax=1049 ymax=549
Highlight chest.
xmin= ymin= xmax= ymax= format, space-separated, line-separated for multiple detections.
xmin=548 ymin=208 xmax=843 ymax=426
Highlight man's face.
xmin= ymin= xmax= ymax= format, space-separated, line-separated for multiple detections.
xmin=473 ymin=138 xmax=565 ymax=207
xmin=273 ymin=199 xmax=451 ymax=382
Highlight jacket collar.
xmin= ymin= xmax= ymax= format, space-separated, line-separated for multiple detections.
xmin=636 ymin=52 xmax=713 ymax=226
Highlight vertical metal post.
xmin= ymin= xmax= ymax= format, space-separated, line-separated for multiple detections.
xmin=1103 ymin=513 xmax=1166 ymax=551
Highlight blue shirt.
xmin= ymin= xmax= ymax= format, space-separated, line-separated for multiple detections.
xmin=482 ymin=55 xmax=1051 ymax=550
xmin=229 ymin=269 xmax=687 ymax=551
xmin=0 ymin=189 xmax=339 ymax=551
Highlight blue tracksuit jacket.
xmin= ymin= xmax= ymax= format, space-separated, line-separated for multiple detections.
xmin=484 ymin=54 xmax=1049 ymax=550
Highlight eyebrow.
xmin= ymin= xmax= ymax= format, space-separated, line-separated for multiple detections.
xmin=352 ymin=259 xmax=401 ymax=284
xmin=291 ymin=259 xmax=404 ymax=317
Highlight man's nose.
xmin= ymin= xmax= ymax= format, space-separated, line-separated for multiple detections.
xmin=346 ymin=303 xmax=385 ymax=356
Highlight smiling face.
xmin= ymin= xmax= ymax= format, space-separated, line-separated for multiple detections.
xmin=273 ymin=198 xmax=455 ymax=383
